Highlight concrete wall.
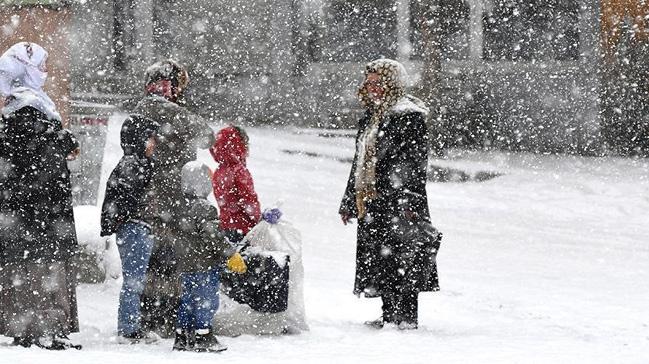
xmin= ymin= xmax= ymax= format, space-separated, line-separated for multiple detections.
xmin=0 ymin=4 xmax=72 ymax=123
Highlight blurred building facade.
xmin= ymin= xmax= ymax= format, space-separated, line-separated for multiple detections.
xmin=2 ymin=0 xmax=648 ymax=155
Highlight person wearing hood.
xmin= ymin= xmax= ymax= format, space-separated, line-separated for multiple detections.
xmin=100 ymin=115 xmax=161 ymax=344
xmin=171 ymin=161 xmax=246 ymax=352
xmin=0 ymin=42 xmax=81 ymax=349
xmin=210 ymin=125 xmax=265 ymax=243
xmin=132 ymin=59 xmax=216 ymax=336
xmin=339 ymin=59 xmax=441 ymax=330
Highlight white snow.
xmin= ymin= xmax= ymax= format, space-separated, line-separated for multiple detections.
xmin=1 ymin=118 xmax=648 ymax=363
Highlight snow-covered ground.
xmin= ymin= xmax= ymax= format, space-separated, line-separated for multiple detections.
xmin=2 ymin=115 xmax=649 ymax=363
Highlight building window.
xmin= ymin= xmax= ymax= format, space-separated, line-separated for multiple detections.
xmin=322 ymin=0 xmax=398 ymax=62
xmin=483 ymin=0 xmax=580 ymax=62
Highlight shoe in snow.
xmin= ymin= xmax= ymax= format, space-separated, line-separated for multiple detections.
xmin=363 ymin=317 xmax=384 ymax=329
xmin=193 ymin=329 xmax=227 ymax=353
xmin=52 ymin=334 xmax=82 ymax=350
xmin=12 ymin=337 xmax=33 ymax=348
xmin=172 ymin=329 xmax=193 ymax=351
xmin=397 ymin=322 xmax=418 ymax=330
xmin=118 ymin=331 xmax=161 ymax=345
xmin=34 ymin=335 xmax=68 ymax=350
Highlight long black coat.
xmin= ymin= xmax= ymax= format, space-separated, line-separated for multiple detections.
xmin=340 ymin=106 xmax=440 ymax=297
xmin=0 ymin=106 xmax=79 ymax=264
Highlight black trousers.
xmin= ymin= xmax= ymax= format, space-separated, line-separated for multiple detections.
xmin=381 ymin=290 xmax=418 ymax=325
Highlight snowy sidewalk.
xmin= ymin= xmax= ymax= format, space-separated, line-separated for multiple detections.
xmin=2 ymin=123 xmax=648 ymax=363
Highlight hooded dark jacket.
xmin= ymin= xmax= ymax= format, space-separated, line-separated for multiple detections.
xmin=173 ymin=162 xmax=235 ymax=273
xmin=100 ymin=115 xmax=159 ymax=236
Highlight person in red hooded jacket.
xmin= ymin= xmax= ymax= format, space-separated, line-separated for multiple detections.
xmin=210 ymin=125 xmax=261 ymax=243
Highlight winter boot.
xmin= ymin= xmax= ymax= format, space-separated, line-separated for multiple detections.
xmin=193 ymin=328 xmax=227 ymax=353
xmin=51 ymin=334 xmax=83 ymax=350
xmin=397 ymin=321 xmax=418 ymax=330
xmin=12 ymin=336 xmax=34 ymax=348
xmin=34 ymin=335 xmax=69 ymax=350
xmin=172 ymin=329 xmax=193 ymax=351
xmin=117 ymin=330 xmax=161 ymax=345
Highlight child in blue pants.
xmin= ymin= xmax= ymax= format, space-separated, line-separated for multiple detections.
xmin=172 ymin=161 xmax=247 ymax=352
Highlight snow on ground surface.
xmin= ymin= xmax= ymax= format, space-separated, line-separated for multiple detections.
xmin=2 ymin=114 xmax=649 ymax=363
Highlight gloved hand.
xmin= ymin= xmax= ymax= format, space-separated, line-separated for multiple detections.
xmin=226 ymin=252 xmax=247 ymax=274
xmin=262 ymin=208 xmax=282 ymax=224
xmin=341 ymin=213 xmax=353 ymax=225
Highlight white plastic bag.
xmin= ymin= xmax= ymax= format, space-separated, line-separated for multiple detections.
xmin=214 ymin=219 xmax=309 ymax=335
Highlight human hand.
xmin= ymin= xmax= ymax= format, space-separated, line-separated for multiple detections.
xmin=67 ymin=147 xmax=80 ymax=161
xmin=262 ymin=208 xmax=282 ymax=224
xmin=402 ymin=210 xmax=419 ymax=221
xmin=341 ymin=213 xmax=353 ymax=225
xmin=226 ymin=252 xmax=247 ymax=274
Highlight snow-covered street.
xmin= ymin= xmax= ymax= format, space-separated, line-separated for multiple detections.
xmin=2 ymin=119 xmax=649 ymax=363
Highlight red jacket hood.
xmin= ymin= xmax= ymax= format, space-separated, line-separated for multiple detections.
xmin=210 ymin=126 xmax=247 ymax=166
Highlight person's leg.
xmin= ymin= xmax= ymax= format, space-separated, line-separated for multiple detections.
xmin=116 ymin=223 xmax=154 ymax=336
xmin=175 ymin=273 xmax=195 ymax=331
xmin=381 ymin=292 xmax=398 ymax=324
xmin=395 ymin=291 xmax=419 ymax=329
xmin=403 ymin=291 xmax=419 ymax=329
xmin=174 ymin=272 xmax=195 ymax=351
xmin=193 ymin=270 xmax=220 ymax=330
xmin=141 ymin=235 xmax=179 ymax=337
xmin=192 ymin=269 xmax=226 ymax=352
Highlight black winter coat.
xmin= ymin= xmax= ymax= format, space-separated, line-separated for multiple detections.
xmin=100 ymin=115 xmax=158 ymax=236
xmin=100 ymin=156 xmax=155 ymax=236
xmin=340 ymin=106 xmax=440 ymax=297
xmin=172 ymin=194 xmax=235 ymax=273
xmin=0 ymin=106 xmax=79 ymax=264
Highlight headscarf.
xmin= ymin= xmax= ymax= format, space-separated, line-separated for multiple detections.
xmin=354 ymin=58 xmax=407 ymax=218
xmin=0 ymin=42 xmax=60 ymax=120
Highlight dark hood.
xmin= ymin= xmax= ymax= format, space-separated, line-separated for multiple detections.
xmin=120 ymin=114 xmax=159 ymax=157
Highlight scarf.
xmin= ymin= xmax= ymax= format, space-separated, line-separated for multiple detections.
xmin=0 ymin=42 xmax=60 ymax=121
xmin=354 ymin=59 xmax=407 ymax=218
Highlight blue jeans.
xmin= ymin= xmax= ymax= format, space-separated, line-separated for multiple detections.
xmin=176 ymin=269 xmax=220 ymax=330
xmin=116 ymin=222 xmax=154 ymax=335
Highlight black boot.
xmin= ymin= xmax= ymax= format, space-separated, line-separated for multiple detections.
xmin=34 ymin=335 xmax=70 ymax=350
xmin=396 ymin=291 xmax=419 ymax=330
xmin=12 ymin=336 xmax=33 ymax=348
xmin=172 ymin=329 xmax=192 ymax=351
xmin=193 ymin=328 xmax=227 ymax=353
xmin=51 ymin=334 xmax=83 ymax=350
xmin=381 ymin=293 xmax=398 ymax=325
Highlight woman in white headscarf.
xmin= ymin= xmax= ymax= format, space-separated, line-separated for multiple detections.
xmin=0 ymin=42 xmax=82 ymax=350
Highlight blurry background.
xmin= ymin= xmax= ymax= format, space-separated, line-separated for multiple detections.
xmin=1 ymin=0 xmax=648 ymax=157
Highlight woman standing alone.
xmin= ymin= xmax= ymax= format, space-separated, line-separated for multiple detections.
xmin=340 ymin=59 xmax=441 ymax=330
